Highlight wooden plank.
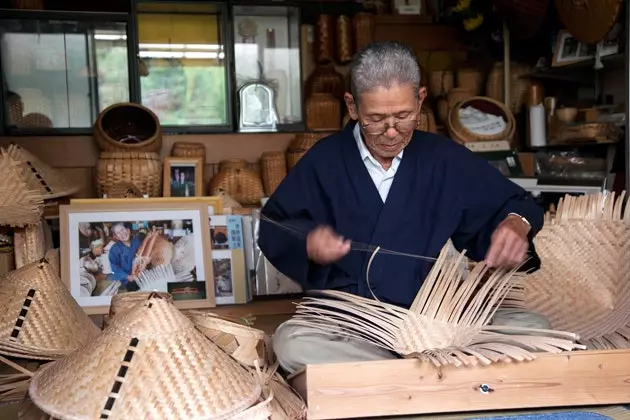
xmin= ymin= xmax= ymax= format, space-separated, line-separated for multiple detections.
xmin=200 ymin=297 xmax=300 ymax=318
xmin=289 ymin=349 xmax=630 ymax=420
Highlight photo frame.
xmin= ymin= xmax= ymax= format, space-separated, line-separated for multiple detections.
xmin=71 ymin=196 xmax=223 ymax=217
xmin=163 ymin=156 xmax=204 ymax=197
xmin=552 ymin=30 xmax=595 ymax=67
xmin=60 ymin=202 xmax=215 ymax=315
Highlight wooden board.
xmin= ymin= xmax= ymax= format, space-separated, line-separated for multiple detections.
xmin=289 ymin=349 xmax=630 ymax=419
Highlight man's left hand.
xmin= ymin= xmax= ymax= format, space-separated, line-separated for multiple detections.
xmin=485 ymin=215 xmax=531 ymax=268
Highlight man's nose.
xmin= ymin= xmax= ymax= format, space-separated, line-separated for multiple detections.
xmin=385 ymin=126 xmax=398 ymax=138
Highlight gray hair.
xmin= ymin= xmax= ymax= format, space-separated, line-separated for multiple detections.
xmin=349 ymin=41 xmax=421 ymax=101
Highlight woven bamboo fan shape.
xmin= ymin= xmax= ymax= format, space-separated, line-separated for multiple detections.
xmin=292 ymin=245 xmax=582 ymax=367
xmin=0 ymin=250 xmax=100 ymax=360
xmin=519 ymin=192 xmax=630 ymax=349
xmin=555 ymin=0 xmax=622 ymax=45
xmin=29 ymin=295 xmax=272 ymax=420
xmin=210 ymin=168 xmax=264 ymax=206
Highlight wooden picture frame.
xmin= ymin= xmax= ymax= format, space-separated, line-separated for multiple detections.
xmin=71 ymin=196 xmax=224 ymax=216
xmin=163 ymin=156 xmax=204 ymax=197
xmin=552 ymin=30 xmax=595 ymax=67
xmin=60 ymin=202 xmax=215 ymax=315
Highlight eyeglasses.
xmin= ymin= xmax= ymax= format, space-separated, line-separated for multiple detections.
xmin=359 ymin=117 xmax=418 ymax=136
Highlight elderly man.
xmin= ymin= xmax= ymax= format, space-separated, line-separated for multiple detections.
xmin=258 ymin=41 xmax=548 ymax=374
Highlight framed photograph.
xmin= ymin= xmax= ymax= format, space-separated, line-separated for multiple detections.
xmin=60 ymin=202 xmax=215 ymax=315
xmin=552 ymin=31 xmax=591 ymax=67
xmin=163 ymin=156 xmax=204 ymax=197
xmin=71 ymin=197 xmax=223 ymax=217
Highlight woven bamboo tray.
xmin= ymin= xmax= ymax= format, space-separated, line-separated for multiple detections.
xmin=96 ymin=151 xmax=162 ymax=198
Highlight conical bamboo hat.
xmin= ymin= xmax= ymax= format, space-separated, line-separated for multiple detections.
xmin=1 ymin=144 xmax=79 ymax=200
xmin=29 ymin=295 xmax=263 ymax=420
xmin=0 ymin=250 xmax=100 ymax=360
xmin=518 ymin=192 xmax=630 ymax=349
xmin=0 ymin=152 xmax=43 ymax=227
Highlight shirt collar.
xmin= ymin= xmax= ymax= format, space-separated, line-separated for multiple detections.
xmin=353 ymin=122 xmax=404 ymax=165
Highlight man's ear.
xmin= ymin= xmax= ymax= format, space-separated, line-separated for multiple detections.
xmin=418 ymin=87 xmax=427 ymax=109
xmin=344 ymin=92 xmax=358 ymax=120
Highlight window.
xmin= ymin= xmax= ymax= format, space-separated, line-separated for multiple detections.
xmin=0 ymin=19 xmax=129 ymax=131
xmin=136 ymin=2 xmax=229 ymax=128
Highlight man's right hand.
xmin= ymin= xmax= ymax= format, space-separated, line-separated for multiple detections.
xmin=306 ymin=226 xmax=351 ymax=265
xmin=127 ymin=275 xmax=135 ymax=282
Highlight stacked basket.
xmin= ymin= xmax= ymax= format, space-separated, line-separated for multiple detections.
xmin=93 ymin=103 xmax=163 ymax=197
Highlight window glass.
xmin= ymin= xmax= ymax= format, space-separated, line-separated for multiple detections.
xmin=137 ymin=2 xmax=228 ymax=126
xmin=0 ymin=19 xmax=129 ymax=130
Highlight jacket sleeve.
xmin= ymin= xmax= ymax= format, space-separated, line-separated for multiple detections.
xmin=447 ymin=143 xmax=544 ymax=266
xmin=257 ymin=152 xmax=332 ymax=290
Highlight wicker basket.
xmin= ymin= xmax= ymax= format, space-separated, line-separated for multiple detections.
xmin=554 ymin=122 xmax=617 ymax=144
xmin=446 ymin=96 xmax=516 ymax=144
xmin=417 ymin=105 xmax=437 ymax=134
xmin=428 ymin=70 xmax=454 ymax=98
xmin=261 ymin=151 xmax=287 ymax=196
xmin=315 ymin=14 xmax=334 ymax=64
xmin=336 ymin=15 xmax=353 ymax=64
xmin=286 ymin=133 xmax=327 ymax=170
xmin=353 ymin=12 xmax=375 ymax=52
xmin=447 ymin=87 xmax=472 ymax=108
xmin=93 ymin=103 xmax=162 ymax=153
xmin=306 ymin=93 xmax=341 ymax=131
xmin=219 ymin=159 xmax=249 ymax=171
xmin=486 ymin=62 xmax=532 ymax=114
xmin=209 ymin=168 xmax=265 ymax=205
xmin=305 ymin=64 xmax=346 ymax=102
xmin=456 ymin=68 xmax=484 ymax=96
xmin=96 ymin=151 xmax=162 ymax=198
xmin=171 ymin=142 xmax=206 ymax=160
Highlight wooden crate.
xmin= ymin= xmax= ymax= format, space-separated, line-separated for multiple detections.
xmin=289 ymin=349 xmax=630 ymax=419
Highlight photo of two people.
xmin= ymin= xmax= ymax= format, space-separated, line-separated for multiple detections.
xmin=170 ymin=165 xmax=196 ymax=197
xmin=77 ymin=219 xmax=205 ymax=300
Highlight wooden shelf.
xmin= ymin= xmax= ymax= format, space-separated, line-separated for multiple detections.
xmin=523 ymin=53 xmax=624 ymax=84
xmin=199 ymin=296 xmax=301 ymax=318
xmin=374 ymin=14 xmax=433 ymax=25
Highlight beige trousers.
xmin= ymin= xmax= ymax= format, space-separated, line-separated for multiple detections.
xmin=273 ymin=308 xmax=551 ymax=375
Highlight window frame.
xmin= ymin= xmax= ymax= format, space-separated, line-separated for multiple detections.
xmin=0 ymin=9 xmax=134 ymax=136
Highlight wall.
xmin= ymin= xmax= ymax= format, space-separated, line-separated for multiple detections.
xmin=0 ymin=132 xmax=296 ymax=198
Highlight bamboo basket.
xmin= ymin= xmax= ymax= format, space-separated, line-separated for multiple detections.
xmin=105 ymin=181 xmax=143 ymax=198
xmin=417 ymin=105 xmax=437 ymax=134
xmin=209 ymin=168 xmax=265 ymax=205
xmin=260 ymin=151 xmax=287 ymax=196
xmin=353 ymin=12 xmax=375 ymax=52
xmin=219 ymin=159 xmax=249 ymax=171
xmin=315 ymin=14 xmax=334 ymax=64
xmin=447 ymin=87 xmax=473 ymax=108
xmin=336 ymin=15 xmax=353 ymax=64
xmin=306 ymin=93 xmax=341 ymax=131
xmin=305 ymin=64 xmax=346 ymax=102
xmin=171 ymin=142 xmax=206 ymax=160
xmin=486 ymin=62 xmax=532 ymax=114
xmin=456 ymin=67 xmax=484 ymax=96
xmin=428 ymin=70 xmax=454 ymax=98
xmin=93 ymin=103 xmax=162 ymax=153
xmin=286 ymin=133 xmax=327 ymax=170
xmin=96 ymin=151 xmax=162 ymax=198
xmin=447 ymin=96 xmax=516 ymax=144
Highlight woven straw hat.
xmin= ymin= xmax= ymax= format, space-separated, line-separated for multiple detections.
xmin=518 ymin=192 xmax=630 ymax=349
xmin=29 ymin=295 xmax=266 ymax=420
xmin=0 ymin=250 xmax=100 ymax=360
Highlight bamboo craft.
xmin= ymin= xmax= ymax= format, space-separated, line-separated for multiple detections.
xmin=518 ymin=192 xmax=630 ymax=349
xmin=292 ymin=245 xmax=582 ymax=367
xmin=96 ymin=151 xmax=162 ymax=198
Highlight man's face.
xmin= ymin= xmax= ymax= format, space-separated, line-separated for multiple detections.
xmin=345 ymin=83 xmax=426 ymax=161
xmin=179 ymin=172 xmax=185 ymax=182
xmin=92 ymin=246 xmax=104 ymax=256
xmin=113 ymin=226 xmax=130 ymax=242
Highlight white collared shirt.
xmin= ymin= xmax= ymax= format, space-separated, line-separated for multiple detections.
xmin=353 ymin=123 xmax=403 ymax=203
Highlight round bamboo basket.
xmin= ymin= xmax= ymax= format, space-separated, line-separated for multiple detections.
xmin=446 ymin=96 xmax=515 ymax=144
xmin=305 ymin=64 xmax=346 ymax=102
xmin=456 ymin=68 xmax=484 ymax=96
xmin=417 ymin=105 xmax=437 ymax=134
xmin=260 ymin=151 xmax=287 ymax=196
xmin=96 ymin=151 xmax=162 ymax=197
xmin=209 ymin=168 xmax=265 ymax=205
xmin=106 ymin=181 xmax=143 ymax=198
xmin=93 ymin=103 xmax=162 ymax=153
xmin=315 ymin=14 xmax=334 ymax=64
xmin=447 ymin=87 xmax=472 ymax=108
xmin=336 ymin=15 xmax=353 ymax=64
xmin=486 ymin=62 xmax=532 ymax=114
xmin=219 ymin=158 xmax=249 ymax=171
xmin=428 ymin=70 xmax=454 ymax=98
xmin=171 ymin=142 xmax=206 ymax=160
xmin=286 ymin=133 xmax=327 ymax=170
xmin=353 ymin=12 xmax=375 ymax=52
xmin=306 ymin=93 xmax=341 ymax=131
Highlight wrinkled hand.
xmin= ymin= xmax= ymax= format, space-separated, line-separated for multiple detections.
xmin=485 ymin=215 xmax=531 ymax=268
xmin=306 ymin=226 xmax=351 ymax=265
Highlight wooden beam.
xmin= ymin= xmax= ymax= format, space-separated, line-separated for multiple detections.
xmin=289 ymin=349 xmax=630 ymax=420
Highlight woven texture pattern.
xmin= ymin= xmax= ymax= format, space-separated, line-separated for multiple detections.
xmin=96 ymin=151 xmax=162 ymax=198
xmin=0 ymin=148 xmax=46 ymax=227
xmin=13 ymin=221 xmax=49 ymax=269
xmin=293 ymin=244 xmax=582 ymax=367
xmin=520 ymin=192 xmax=630 ymax=349
xmin=0 ymin=250 xmax=99 ymax=360
xmin=29 ymin=296 xmax=262 ymax=420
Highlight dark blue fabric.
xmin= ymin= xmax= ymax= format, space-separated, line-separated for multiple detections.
xmin=258 ymin=122 xmax=544 ymax=308
xmin=108 ymin=235 xmax=144 ymax=284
